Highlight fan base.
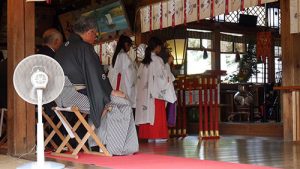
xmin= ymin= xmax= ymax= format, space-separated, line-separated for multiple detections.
xmin=17 ymin=161 xmax=65 ymax=169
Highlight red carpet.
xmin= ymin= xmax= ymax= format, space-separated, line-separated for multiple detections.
xmin=45 ymin=152 xmax=278 ymax=169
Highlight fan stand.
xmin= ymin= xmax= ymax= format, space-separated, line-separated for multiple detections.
xmin=17 ymin=89 xmax=65 ymax=169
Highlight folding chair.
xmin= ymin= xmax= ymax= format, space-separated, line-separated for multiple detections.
xmin=42 ymin=110 xmax=73 ymax=151
xmin=0 ymin=108 xmax=7 ymax=148
xmin=50 ymin=106 xmax=111 ymax=159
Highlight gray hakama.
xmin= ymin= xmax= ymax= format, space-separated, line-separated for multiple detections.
xmin=55 ymin=77 xmax=139 ymax=155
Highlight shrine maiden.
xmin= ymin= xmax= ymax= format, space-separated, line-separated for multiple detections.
xmin=108 ymin=35 xmax=137 ymax=108
xmin=135 ymin=37 xmax=177 ymax=140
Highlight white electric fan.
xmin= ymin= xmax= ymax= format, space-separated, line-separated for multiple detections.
xmin=13 ymin=54 xmax=65 ymax=169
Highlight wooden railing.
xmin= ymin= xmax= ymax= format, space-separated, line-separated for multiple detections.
xmin=173 ymin=75 xmax=220 ymax=139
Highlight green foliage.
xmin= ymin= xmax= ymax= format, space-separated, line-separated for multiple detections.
xmin=227 ymin=43 xmax=259 ymax=83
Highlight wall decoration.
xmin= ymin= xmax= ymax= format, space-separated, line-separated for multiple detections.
xmin=59 ymin=11 xmax=78 ymax=39
xmin=167 ymin=0 xmax=176 ymax=27
xmin=250 ymin=0 xmax=259 ymax=6
xmin=140 ymin=6 xmax=151 ymax=33
xmin=257 ymin=32 xmax=272 ymax=63
xmin=175 ymin=0 xmax=184 ymax=26
xmin=185 ymin=0 xmax=198 ymax=23
xmin=152 ymin=3 xmax=162 ymax=30
xmin=82 ymin=0 xmax=132 ymax=41
xmin=229 ymin=0 xmax=241 ymax=12
xmin=199 ymin=0 xmax=211 ymax=20
xmin=213 ymin=0 xmax=226 ymax=17
xmin=140 ymin=0 xmax=278 ymax=33
xmin=94 ymin=40 xmax=117 ymax=65
xmin=243 ymin=0 xmax=252 ymax=9
xmin=162 ymin=1 xmax=169 ymax=29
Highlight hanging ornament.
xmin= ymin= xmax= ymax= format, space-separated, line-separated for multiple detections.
xmin=137 ymin=44 xmax=147 ymax=62
xmin=211 ymin=0 xmax=215 ymax=18
xmin=241 ymin=0 xmax=245 ymax=11
xmin=258 ymin=0 xmax=262 ymax=5
xmin=150 ymin=4 xmax=153 ymax=32
xmin=225 ymin=0 xmax=229 ymax=14
xmin=235 ymin=49 xmax=240 ymax=62
xmin=257 ymin=32 xmax=272 ymax=63
xmin=172 ymin=0 xmax=176 ymax=27
xmin=197 ymin=0 xmax=201 ymax=21
xmin=203 ymin=48 xmax=208 ymax=59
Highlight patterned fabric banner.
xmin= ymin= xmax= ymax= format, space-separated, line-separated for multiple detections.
xmin=140 ymin=0 xmax=278 ymax=33
xmin=257 ymin=32 xmax=272 ymax=63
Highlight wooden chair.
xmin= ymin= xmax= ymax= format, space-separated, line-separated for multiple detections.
xmin=50 ymin=106 xmax=111 ymax=159
xmin=0 ymin=108 xmax=7 ymax=148
xmin=42 ymin=110 xmax=73 ymax=151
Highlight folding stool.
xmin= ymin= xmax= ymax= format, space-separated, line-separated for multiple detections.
xmin=50 ymin=106 xmax=111 ymax=159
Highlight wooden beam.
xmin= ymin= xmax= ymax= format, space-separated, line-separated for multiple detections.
xmin=7 ymin=0 xmax=35 ymax=155
xmin=280 ymin=0 xmax=300 ymax=141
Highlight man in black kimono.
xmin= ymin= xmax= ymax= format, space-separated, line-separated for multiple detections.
xmin=38 ymin=28 xmax=63 ymax=58
xmin=55 ymin=16 xmax=138 ymax=154
xmin=55 ymin=16 xmax=123 ymax=129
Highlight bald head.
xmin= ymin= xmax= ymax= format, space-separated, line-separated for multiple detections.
xmin=42 ymin=28 xmax=63 ymax=52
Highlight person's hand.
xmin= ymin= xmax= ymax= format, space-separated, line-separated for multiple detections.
xmin=111 ymin=90 xmax=126 ymax=98
xmin=102 ymin=105 xmax=112 ymax=117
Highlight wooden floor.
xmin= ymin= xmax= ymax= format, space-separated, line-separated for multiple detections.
xmin=139 ymin=136 xmax=298 ymax=169
xmin=2 ymin=135 xmax=300 ymax=169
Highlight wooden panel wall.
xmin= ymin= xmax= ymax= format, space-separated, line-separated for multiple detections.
xmin=7 ymin=0 xmax=35 ymax=155
xmin=280 ymin=0 xmax=300 ymax=141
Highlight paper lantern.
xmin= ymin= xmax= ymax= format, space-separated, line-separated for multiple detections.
xmin=167 ymin=39 xmax=186 ymax=65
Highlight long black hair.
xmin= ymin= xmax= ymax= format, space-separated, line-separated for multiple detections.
xmin=142 ymin=37 xmax=163 ymax=65
xmin=112 ymin=35 xmax=132 ymax=67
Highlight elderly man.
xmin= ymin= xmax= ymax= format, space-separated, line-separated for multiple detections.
xmin=38 ymin=28 xmax=63 ymax=58
xmin=55 ymin=16 xmax=138 ymax=155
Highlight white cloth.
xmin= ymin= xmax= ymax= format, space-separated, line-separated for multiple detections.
xmin=165 ymin=63 xmax=175 ymax=82
xmin=135 ymin=53 xmax=177 ymax=125
xmin=108 ymin=50 xmax=137 ymax=108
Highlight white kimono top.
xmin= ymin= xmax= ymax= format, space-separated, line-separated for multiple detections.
xmin=165 ymin=63 xmax=176 ymax=82
xmin=108 ymin=50 xmax=137 ymax=108
xmin=135 ymin=53 xmax=177 ymax=125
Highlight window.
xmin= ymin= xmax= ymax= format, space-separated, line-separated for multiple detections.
xmin=187 ymin=50 xmax=212 ymax=75
xmin=274 ymin=46 xmax=282 ymax=83
xmin=186 ymin=30 xmax=213 ymax=75
xmin=188 ymin=38 xmax=200 ymax=48
xmin=267 ymin=8 xmax=281 ymax=29
xmin=221 ymin=41 xmax=233 ymax=53
xmin=221 ymin=54 xmax=240 ymax=82
xmin=249 ymin=59 xmax=268 ymax=83
xmin=215 ymin=6 xmax=267 ymax=26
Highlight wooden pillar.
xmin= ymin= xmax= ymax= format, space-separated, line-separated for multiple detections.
xmin=7 ymin=0 xmax=36 ymax=155
xmin=280 ymin=0 xmax=300 ymax=141
xmin=212 ymin=30 xmax=221 ymax=70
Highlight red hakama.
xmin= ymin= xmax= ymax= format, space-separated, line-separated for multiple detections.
xmin=138 ymin=99 xmax=169 ymax=139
